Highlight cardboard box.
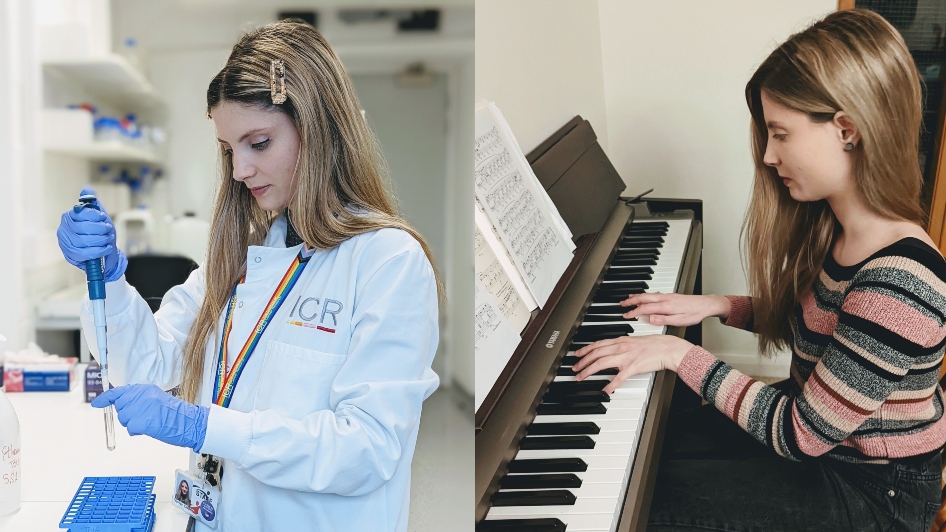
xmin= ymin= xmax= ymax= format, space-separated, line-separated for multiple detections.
xmin=3 ymin=358 xmax=78 ymax=392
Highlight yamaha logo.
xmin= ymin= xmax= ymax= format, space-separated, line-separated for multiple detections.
xmin=546 ymin=330 xmax=560 ymax=348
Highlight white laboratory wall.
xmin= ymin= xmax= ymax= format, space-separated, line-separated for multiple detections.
xmin=475 ymin=0 xmax=610 ymax=154
xmin=449 ymin=56 xmax=475 ymax=396
xmin=597 ymin=0 xmax=836 ymax=372
xmin=0 ymin=0 xmax=29 ymax=349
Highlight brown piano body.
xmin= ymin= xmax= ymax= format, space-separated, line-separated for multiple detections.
xmin=475 ymin=116 xmax=704 ymax=531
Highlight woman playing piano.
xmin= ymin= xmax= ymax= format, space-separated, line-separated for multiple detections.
xmin=573 ymin=9 xmax=946 ymax=532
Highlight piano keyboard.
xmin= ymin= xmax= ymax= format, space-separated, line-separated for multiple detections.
xmin=479 ymin=219 xmax=693 ymax=532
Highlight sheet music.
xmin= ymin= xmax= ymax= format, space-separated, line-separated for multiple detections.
xmin=474 ymin=100 xmax=575 ymax=307
xmin=475 ymin=222 xmax=533 ymax=333
xmin=488 ymin=104 xmax=574 ymax=244
xmin=474 ymin=276 xmax=523 ymax=411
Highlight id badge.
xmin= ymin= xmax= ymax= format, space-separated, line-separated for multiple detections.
xmin=172 ymin=469 xmax=221 ymax=528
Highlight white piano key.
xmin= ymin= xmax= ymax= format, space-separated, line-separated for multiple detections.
xmin=484 ymin=510 xmax=616 ymax=531
xmin=516 ymin=443 xmax=636 ymax=460
xmin=488 ymin=496 xmax=622 ymax=516
xmin=499 ymin=481 xmax=624 ymax=496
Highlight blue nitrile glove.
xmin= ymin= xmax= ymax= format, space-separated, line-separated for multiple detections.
xmin=57 ymin=187 xmax=127 ymax=282
xmin=91 ymin=384 xmax=209 ymax=452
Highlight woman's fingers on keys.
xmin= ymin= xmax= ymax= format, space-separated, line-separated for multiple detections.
xmin=574 ymin=337 xmax=624 ymax=360
xmin=576 ymin=348 xmax=621 ymax=381
xmin=603 ymin=367 xmax=637 ymax=394
xmin=574 ymin=339 xmax=630 ymax=376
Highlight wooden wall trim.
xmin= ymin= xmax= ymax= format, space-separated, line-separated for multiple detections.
xmin=928 ymin=82 xmax=946 ymax=249
xmin=837 ymin=0 xmax=855 ymax=10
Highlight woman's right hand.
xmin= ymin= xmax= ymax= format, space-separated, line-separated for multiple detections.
xmin=619 ymin=293 xmax=730 ymax=327
xmin=56 ymin=188 xmax=127 ymax=282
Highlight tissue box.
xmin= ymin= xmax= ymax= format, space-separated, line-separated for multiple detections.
xmin=3 ymin=357 xmax=78 ymax=392
xmin=84 ymin=360 xmax=104 ymax=402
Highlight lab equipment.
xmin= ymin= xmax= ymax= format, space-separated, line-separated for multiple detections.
xmin=59 ymin=476 xmax=156 ymax=532
xmin=114 ymin=207 xmax=155 ymax=255
xmin=0 ymin=333 xmax=22 ymax=518
xmin=74 ymin=194 xmax=117 ymax=451
xmin=91 ymin=384 xmax=208 ymax=452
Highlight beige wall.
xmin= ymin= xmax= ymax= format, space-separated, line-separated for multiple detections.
xmin=475 ymin=0 xmax=837 ymax=374
xmin=475 ymin=0 xmax=609 ymax=154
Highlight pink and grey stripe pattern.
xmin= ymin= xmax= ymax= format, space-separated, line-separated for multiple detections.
xmin=677 ymin=238 xmax=946 ymax=462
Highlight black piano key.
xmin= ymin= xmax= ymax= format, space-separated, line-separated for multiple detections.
xmin=500 ymin=473 xmax=583 ymax=490
xmin=476 ymin=518 xmax=566 ymax=532
xmin=596 ymin=281 xmax=649 ymax=291
xmin=592 ymin=289 xmax=645 ymax=303
xmin=547 ymin=380 xmax=608 ymax=393
xmin=507 ymin=457 xmax=588 ymax=473
xmin=607 ymin=266 xmax=654 ymax=274
xmin=619 ymin=240 xmax=664 ymax=249
xmin=609 ymin=257 xmax=657 ymax=267
xmin=581 ymin=314 xmax=632 ymax=322
xmin=612 ymin=256 xmax=659 ymax=265
xmin=536 ymin=402 xmax=607 ymax=415
xmin=560 ymin=355 xmax=583 ymax=366
xmin=622 ymin=236 xmax=665 ymax=245
xmin=573 ymin=327 xmax=630 ymax=337
xmin=614 ymin=249 xmax=659 ymax=258
xmin=585 ymin=304 xmax=635 ymax=315
xmin=491 ymin=490 xmax=576 ymax=507
xmin=556 ymin=366 xmax=618 ymax=376
xmin=526 ymin=421 xmax=600 ymax=435
xmin=625 ymin=229 xmax=667 ymax=237
xmin=568 ymin=343 xmax=590 ymax=351
xmin=520 ymin=435 xmax=596 ymax=450
xmin=578 ymin=323 xmax=634 ymax=331
xmin=543 ymin=390 xmax=611 ymax=404
xmin=603 ymin=271 xmax=652 ymax=281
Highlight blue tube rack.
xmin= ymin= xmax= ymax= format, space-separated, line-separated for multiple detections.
xmin=59 ymin=476 xmax=156 ymax=532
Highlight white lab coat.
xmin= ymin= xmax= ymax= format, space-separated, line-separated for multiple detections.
xmin=80 ymin=213 xmax=440 ymax=531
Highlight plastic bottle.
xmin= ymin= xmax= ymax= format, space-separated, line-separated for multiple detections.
xmin=0 ymin=333 xmax=21 ymax=518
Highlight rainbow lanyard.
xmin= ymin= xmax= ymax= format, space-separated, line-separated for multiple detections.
xmin=212 ymin=247 xmax=315 ymax=407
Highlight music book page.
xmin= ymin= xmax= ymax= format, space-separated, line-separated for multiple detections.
xmin=475 ymin=218 xmax=533 ymax=333
xmin=474 ymin=276 xmax=523 ymax=411
xmin=474 ymin=100 xmax=575 ymax=307
xmin=487 ymin=103 xmax=574 ymax=246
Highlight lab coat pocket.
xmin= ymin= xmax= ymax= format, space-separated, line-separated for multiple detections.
xmin=254 ymin=340 xmax=347 ymax=418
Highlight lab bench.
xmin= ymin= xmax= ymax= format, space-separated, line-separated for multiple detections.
xmin=0 ymin=364 xmax=190 ymax=531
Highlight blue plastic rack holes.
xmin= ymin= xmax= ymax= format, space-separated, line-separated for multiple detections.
xmin=59 ymin=476 xmax=156 ymax=532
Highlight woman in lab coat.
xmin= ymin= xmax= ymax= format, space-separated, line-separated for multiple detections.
xmin=57 ymin=21 xmax=441 ymax=531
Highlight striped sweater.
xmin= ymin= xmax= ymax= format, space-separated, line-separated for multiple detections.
xmin=677 ymin=237 xmax=946 ymax=462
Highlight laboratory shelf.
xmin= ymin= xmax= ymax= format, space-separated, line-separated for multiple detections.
xmin=44 ymin=141 xmax=160 ymax=164
xmin=43 ymin=55 xmax=166 ymax=114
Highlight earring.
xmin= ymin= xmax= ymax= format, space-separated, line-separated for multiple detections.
xmin=844 ymin=142 xmax=854 ymax=151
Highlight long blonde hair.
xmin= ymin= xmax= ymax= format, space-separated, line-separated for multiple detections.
xmin=179 ymin=21 xmax=443 ymax=402
xmin=743 ymin=9 xmax=925 ymax=354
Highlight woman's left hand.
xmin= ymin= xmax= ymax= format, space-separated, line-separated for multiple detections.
xmin=572 ymin=335 xmax=694 ymax=394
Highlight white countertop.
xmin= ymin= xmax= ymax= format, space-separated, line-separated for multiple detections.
xmin=0 ymin=366 xmax=191 ymax=531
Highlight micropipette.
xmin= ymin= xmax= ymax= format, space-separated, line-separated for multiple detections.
xmin=74 ymin=194 xmax=117 ymax=451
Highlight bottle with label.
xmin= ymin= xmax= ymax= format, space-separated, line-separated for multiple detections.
xmin=0 ymin=333 xmax=21 ymax=517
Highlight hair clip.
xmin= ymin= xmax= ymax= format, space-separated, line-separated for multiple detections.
xmin=270 ymin=59 xmax=287 ymax=104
